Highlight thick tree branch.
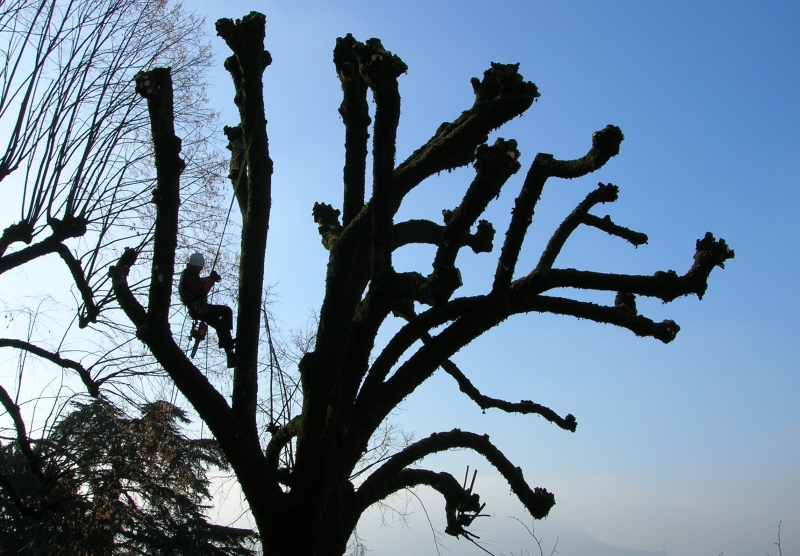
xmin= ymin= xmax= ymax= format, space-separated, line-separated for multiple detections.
xmin=217 ymin=12 xmax=273 ymax=444
xmin=338 ymin=270 xmax=432 ymax=407
xmin=393 ymin=63 xmax=539 ymax=201
xmin=265 ymin=415 xmax=300 ymax=470
xmin=521 ymin=233 xmax=734 ymax=302
xmin=223 ymin=124 xmax=249 ymax=214
xmin=393 ymin=218 xmax=495 ymax=254
xmin=509 ymin=292 xmax=680 ymax=343
xmin=0 ymin=220 xmax=33 ymax=258
xmin=358 ymin=468 xmax=483 ymax=538
xmin=493 ymin=126 xmax=624 ymax=295
xmin=0 ymin=217 xmax=87 ymax=275
xmin=312 ymin=202 xmax=343 ymax=250
xmin=334 ymin=34 xmax=370 ymax=227
xmin=109 ymin=247 xmax=147 ymax=328
xmin=353 ymin=38 xmax=406 ymax=279
xmin=0 ymin=384 xmax=44 ymax=482
xmin=133 ymin=68 xmax=183 ymax=328
xmin=112 ymin=251 xmax=283 ymax=526
xmin=440 ymin=359 xmax=577 ymax=432
xmin=356 ymin=429 xmax=555 ymax=521
xmin=384 ymin=304 xmax=576 ymax=432
xmin=0 ymin=338 xmax=99 ymax=397
xmin=359 ymin=314 xmax=505 ymax=445
xmin=358 ymin=296 xmax=491 ymax=400
xmin=118 ymin=60 xmax=285 ymax=527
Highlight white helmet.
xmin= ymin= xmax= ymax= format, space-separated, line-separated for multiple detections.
xmin=189 ymin=252 xmax=205 ymax=268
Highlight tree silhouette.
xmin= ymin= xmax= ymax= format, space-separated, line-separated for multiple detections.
xmin=0 ymin=0 xmax=254 ymax=550
xmin=111 ymin=11 xmax=731 ymax=556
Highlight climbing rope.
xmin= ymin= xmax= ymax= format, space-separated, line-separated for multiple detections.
xmin=209 ymin=126 xmax=256 ymax=275
xmin=184 ymin=125 xmax=256 ymax=357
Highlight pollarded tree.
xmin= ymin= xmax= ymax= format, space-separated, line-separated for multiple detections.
xmin=112 ymin=12 xmax=734 ymax=556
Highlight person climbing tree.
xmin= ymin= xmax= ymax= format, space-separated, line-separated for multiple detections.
xmin=178 ymin=252 xmax=237 ymax=367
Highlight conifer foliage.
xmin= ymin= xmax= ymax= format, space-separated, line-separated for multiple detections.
xmin=0 ymin=399 xmax=256 ymax=555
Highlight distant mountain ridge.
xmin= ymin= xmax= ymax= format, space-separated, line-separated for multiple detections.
xmin=541 ymin=523 xmax=667 ymax=556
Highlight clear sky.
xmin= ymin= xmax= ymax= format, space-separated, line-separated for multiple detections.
xmin=182 ymin=1 xmax=800 ymax=554
xmin=3 ymin=1 xmax=795 ymax=554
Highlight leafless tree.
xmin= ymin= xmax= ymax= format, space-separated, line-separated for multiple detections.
xmin=0 ymin=0 xmax=252 ymax=548
xmin=107 ymin=12 xmax=735 ymax=556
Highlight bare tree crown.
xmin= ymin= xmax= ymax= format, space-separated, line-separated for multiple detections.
xmin=0 ymin=6 xmax=732 ymax=555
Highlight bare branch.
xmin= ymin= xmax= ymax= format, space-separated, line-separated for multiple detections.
xmin=0 ymin=220 xmax=33 ymax=258
xmin=265 ymin=415 xmax=300 ymax=470
xmin=358 ymin=296 xmax=491 ymax=399
xmin=217 ymin=12 xmax=273 ymax=444
xmin=133 ymin=67 xmax=183 ymax=327
xmin=509 ymin=293 xmax=680 ymax=344
xmin=334 ymin=34 xmax=370 ymax=227
xmin=53 ymin=242 xmax=99 ymax=327
xmin=0 ymin=338 xmax=99 ymax=397
xmin=440 ymin=359 xmax=576 ymax=432
xmin=537 ymin=182 xmax=645 ymax=271
xmin=493 ymin=125 xmax=625 ymax=295
xmin=352 ymin=38 xmax=407 ymax=279
xmin=583 ymin=213 xmax=648 ymax=248
xmin=357 ymin=429 xmax=555 ymax=520
xmin=393 ymin=219 xmax=495 ymax=254
xmin=393 ymin=63 xmax=539 ymax=201
xmin=0 ymin=217 xmax=87 ymax=275
xmin=519 ymin=232 xmax=734 ymax=303
xmin=0 ymin=384 xmax=44 ymax=482
xmin=423 ymin=138 xmax=520 ymax=305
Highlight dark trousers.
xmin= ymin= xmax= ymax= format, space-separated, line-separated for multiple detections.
xmin=192 ymin=304 xmax=234 ymax=351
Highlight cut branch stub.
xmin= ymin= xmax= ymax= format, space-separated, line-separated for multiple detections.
xmin=312 ymin=202 xmax=343 ymax=249
xmin=470 ymin=219 xmax=496 ymax=253
xmin=334 ymin=33 xmax=371 ymax=226
xmin=216 ymin=13 xmax=272 ymax=72
xmin=687 ymin=232 xmax=735 ymax=299
xmin=471 ymin=62 xmax=537 ymax=105
xmin=615 ymin=291 xmax=637 ymax=315
xmin=0 ymin=220 xmax=34 ymax=257
xmin=352 ymin=38 xmax=408 ymax=86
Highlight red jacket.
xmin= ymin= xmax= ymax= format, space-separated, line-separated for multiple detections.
xmin=178 ymin=267 xmax=214 ymax=316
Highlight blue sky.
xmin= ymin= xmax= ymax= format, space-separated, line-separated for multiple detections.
xmin=1 ymin=0 xmax=794 ymax=554
xmin=184 ymin=1 xmax=800 ymax=554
